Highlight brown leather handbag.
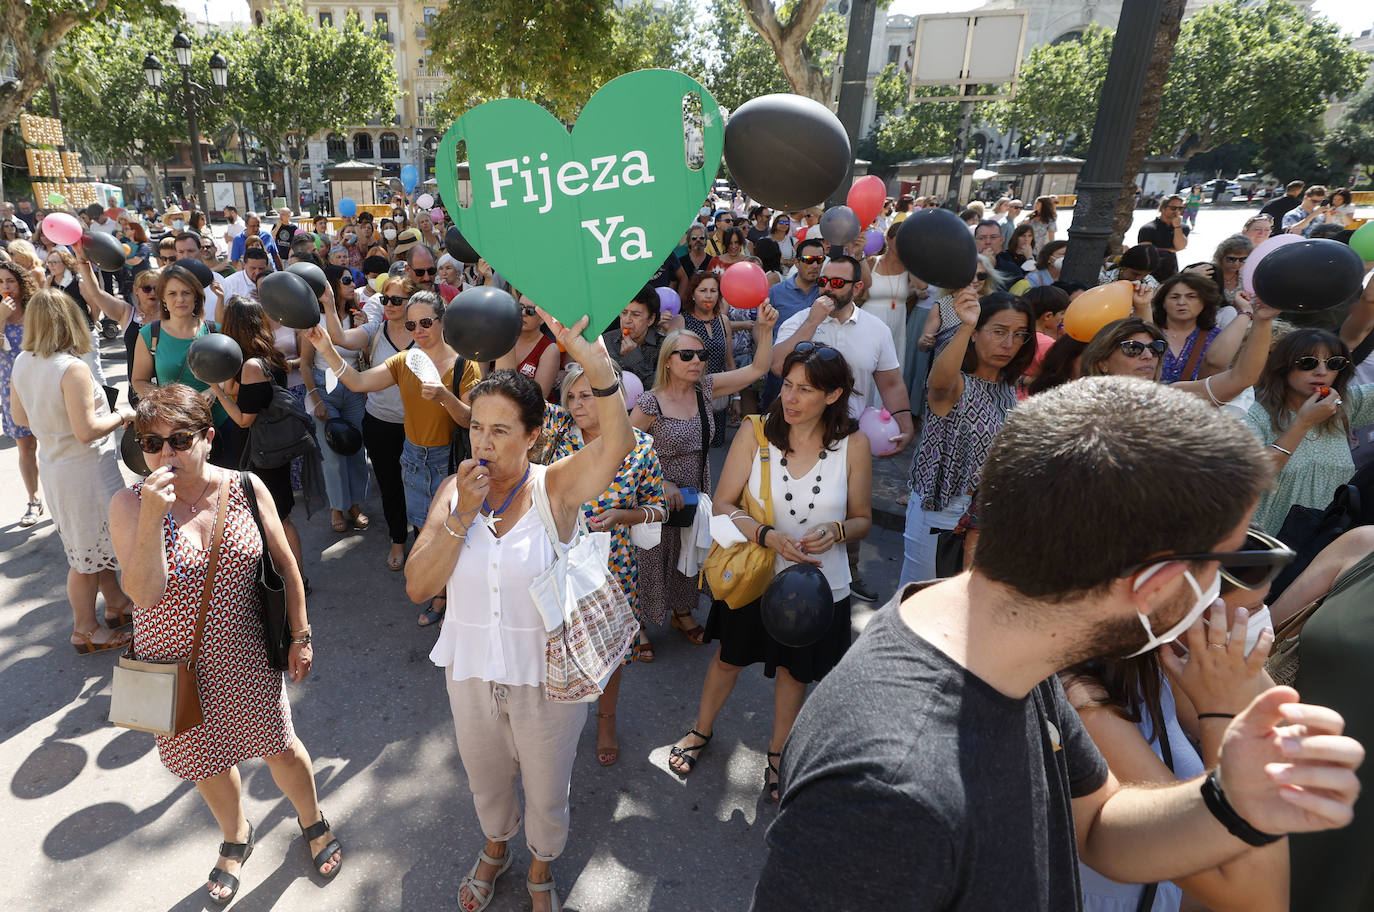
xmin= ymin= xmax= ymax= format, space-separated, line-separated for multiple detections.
xmin=109 ymin=475 xmax=230 ymax=737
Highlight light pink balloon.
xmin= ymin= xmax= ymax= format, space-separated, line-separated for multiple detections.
xmin=1242 ymin=233 xmax=1304 ymax=295
xmin=621 ymin=371 xmax=644 ymax=410
xmin=430 ymin=207 xmax=445 ymax=223
xmin=42 ymin=212 xmax=82 ymax=246
xmin=415 ymin=192 xmax=434 ymax=209
xmin=858 ymin=406 xmax=900 ymax=457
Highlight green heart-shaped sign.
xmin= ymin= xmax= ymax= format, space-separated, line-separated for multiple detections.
xmin=436 ymin=70 xmax=723 ymax=340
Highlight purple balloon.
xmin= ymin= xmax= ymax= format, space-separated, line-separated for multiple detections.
xmin=655 ymin=285 xmax=681 ymax=318
xmin=862 ymin=227 xmax=884 ymax=256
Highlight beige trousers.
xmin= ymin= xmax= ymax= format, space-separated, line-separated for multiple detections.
xmin=444 ymin=673 xmax=587 ymax=861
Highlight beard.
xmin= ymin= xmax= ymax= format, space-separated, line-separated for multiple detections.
xmin=1060 ymin=580 xmax=1200 ymax=667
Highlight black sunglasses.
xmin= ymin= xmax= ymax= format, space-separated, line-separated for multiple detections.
xmin=1223 ymin=255 xmax=1248 ymax=264
xmin=975 ymin=272 xmax=989 ymax=282
xmin=816 ymin=276 xmax=855 ymax=289
xmin=412 ymin=267 xmax=436 ymax=277
xmin=404 ymin=317 xmax=436 ymax=331
xmin=794 ymin=341 xmax=840 ymax=361
xmin=1119 ymin=529 xmax=1295 ymax=592
xmin=136 ymin=429 xmax=205 ymax=454
xmin=1120 ymin=339 xmax=1168 ymax=358
xmin=340 ymin=273 xmax=354 ymax=284
xmin=673 ymin=349 xmax=708 ymax=362
xmin=382 ymin=295 xmax=408 ymax=307
xmin=521 ymin=305 xmax=538 ymax=316
xmin=798 ymin=254 xmax=825 ymax=265
xmin=1293 ymin=356 xmax=1349 ymax=372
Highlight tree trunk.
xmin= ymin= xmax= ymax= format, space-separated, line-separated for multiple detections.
xmin=139 ymin=157 xmax=165 ymax=210
xmin=1109 ymin=0 xmax=1186 ymax=251
xmin=739 ymin=0 xmax=831 ymax=103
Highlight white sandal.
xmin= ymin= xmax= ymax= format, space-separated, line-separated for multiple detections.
xmin=527 ymin=877 xmax=562 ymax=912
xmin=20 ymin=500 xmax=42 ymax=527
xmin=457 ymin=847 xmax=513 ymax=912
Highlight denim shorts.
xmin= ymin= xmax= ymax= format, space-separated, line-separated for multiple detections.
xmin=400 ymin=438 xmax=451 ymax=529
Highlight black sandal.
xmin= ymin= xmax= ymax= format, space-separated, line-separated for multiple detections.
xmin=418 ymin=595 xmax=446 ymax=627
xmin=766 ymin=751 xmax=782 ymax=802
xmin=669 ymin=728 xmax=712 ymax=777
xmin=299 ymin=813 xmax=343 ymax=880
xmin=206 ymin=822 xmax=254 ymax=905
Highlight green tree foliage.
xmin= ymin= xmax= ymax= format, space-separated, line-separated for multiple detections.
xmin=989 ymin=27 xmax=1113 ymax=155
xmin=222 ymin=0 xmax=398 ymax=203
xmin=612 ymin=0 xmax=707 ymax=76
xmin=42 ymin=18 xmax=230 ymax=204
xmin=1152 ymin=0 xmax=1366 ymax=156
xmin=858 ymin=64 xmax=965 ymax=178
xmin=1324 ymin=84 xmax=1374 ymax=188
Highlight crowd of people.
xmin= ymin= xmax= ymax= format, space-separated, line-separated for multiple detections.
xmin=3 ymin=177 xmax=1374 ymax=911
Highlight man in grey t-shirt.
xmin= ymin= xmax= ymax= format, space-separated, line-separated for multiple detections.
xmin=753 ymin=377 xmax=1365 ymax=911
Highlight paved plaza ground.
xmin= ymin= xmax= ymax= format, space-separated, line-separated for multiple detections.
xmin=0 ymin=204 xmax=1349 ymax=911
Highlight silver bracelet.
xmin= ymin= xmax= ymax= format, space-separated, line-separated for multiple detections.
xmin=1270 ymin=442 xmax=1293 ymax=457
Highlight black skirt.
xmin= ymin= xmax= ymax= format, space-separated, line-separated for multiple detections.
xmin=704 ymin=594 xmax=853 ymax=684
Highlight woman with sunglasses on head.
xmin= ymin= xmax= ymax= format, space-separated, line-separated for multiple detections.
xmin=108 ymin=384 xmax=342 ymax=905
xmin=630 ymin=307 xmax=778 ymax=645
xmin=320 ymin=274 xmax=415 ymax=571
xmin=2 ymin=260 xmax=45 ymax=526
xmin=669 ymin=345 xmax=871 ymax=800
xmin=308 ymin=290 xmax=481 ymax=626
xmin=901 ymin=290 xmax=1035 ymax=586
xmin=203 ymin=295 xmax=308 ymax=578
xmin=10 ymin=288 xmax=137 ymax=652
xmin=1064 ymin=566 xmax=1289 ymax=912
xmin=1243 ymin=329 xmax=1374 ymax=536
xmin=489 ymin=289 xmax=560 ymax=401
xmin=298 ymin=266 xmax=373 ymax=535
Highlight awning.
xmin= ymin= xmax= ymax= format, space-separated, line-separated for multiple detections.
xmin=972 ymin=168 xmax=998 ymax=180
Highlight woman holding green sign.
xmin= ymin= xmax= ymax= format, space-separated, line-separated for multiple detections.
xmin=630 ymin=303 xmax=778 ymax=644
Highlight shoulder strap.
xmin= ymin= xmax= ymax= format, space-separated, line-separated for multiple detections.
xmin=528 ymin=466 xmax=562 ymax=550
xmin=694 ymin=384 xmax=709 ymax=487
xmin=240 ymin=470 xmax=265 ymax=533
xmin=149 ymin=320 xmax=160 ymax=355
xmin=189 ymin=475 xmax=232 ymax=670
xmin=751 ymin=415 xmax=773 ymax=524
xmin=1180 ymin=331 xmax=1207 ymax=382
xmin=451 ymin=355 xmax=467 ymax=396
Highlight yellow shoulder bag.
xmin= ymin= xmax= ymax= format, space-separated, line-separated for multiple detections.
xmin=703 ymin=415 xmax=776 ymax=609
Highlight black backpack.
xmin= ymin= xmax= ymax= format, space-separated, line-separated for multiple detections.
xmin=239 ymin=377 xmax=320 ymax=470
xmin=1270 ymin=460 xmax=1374 ymax=601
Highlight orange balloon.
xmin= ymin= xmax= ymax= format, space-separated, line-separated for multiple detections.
xmin=1062 ymin=281 xmax=1134 ymax=343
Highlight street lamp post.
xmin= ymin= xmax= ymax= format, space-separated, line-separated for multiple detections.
xmin=143 ymin=30 xmax=227 ymax=215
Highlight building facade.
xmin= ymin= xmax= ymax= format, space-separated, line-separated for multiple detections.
xmin=244 ymin=0 xmax=445 ymax=206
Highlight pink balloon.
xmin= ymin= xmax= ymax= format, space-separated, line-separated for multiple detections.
xmin=41 ymin=212 xmax=82 ymax=246
xmin=430 ymin=207 xmax=445 ymax=223
xmin=621 ymin=371 xmax=644 ymax=409
xmin=862 ymin=227 xmax=884 ymax=256
xmin=415 ymin=192 xmax=435 ymax=209
xmin=858 ymin=406 xmax=900 ymax=457
xmin=1242 ymin=233 xmax=1304 ymax=295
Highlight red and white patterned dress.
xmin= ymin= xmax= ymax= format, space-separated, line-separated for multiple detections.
xmin=132 ymin=473 xmax=294 ymax=781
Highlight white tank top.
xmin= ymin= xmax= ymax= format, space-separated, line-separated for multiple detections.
xmin=748 ymin=436 xmax=851 ymax=600
xmin=866 ymin=269 xmax=909 ymax=311
xmin=428 ymin=463 xmax=556 ymax=686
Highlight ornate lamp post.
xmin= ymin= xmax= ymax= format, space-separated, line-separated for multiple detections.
xmin=143 ymin=30 xmax=228 ymax=214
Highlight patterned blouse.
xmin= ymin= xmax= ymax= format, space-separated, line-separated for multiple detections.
xmin=543 ymin=404 xmax=666 ymax=616
xmin=1161 ymin=327 xmax=1220 ymax=384
xmin=910 ymin=374 xmax=1018 ymax=513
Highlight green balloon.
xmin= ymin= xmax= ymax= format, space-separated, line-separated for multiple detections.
xmin=1351 ymin=221 xmax=1374 ymax=262
xmin=436 ymin=69 xmax=724 ymax=340
xmin=47 ymin=192 xmax=66 ymax=207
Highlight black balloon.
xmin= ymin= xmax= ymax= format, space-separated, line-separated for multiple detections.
xmin=1252 ymin=239 xmax=1367 ymax=313
xmin=324 ymin=418 xmax=363 ymax=455
xmin=287 ymin=261 xmax=328 ymax=298
xmin=173 ymin=257 xmax=215 ymax=291
xmin=819 ymin=205 xmax=861 ymax=247
xmin=119 ymin=427 xmax=150 ymax=477
xmin=443 ymin=286 xmax=522 ymax=361
xmin=258 ymin=271 xmax=321 ymax=330
xmin=894 ymin=208 xmax=979 ymax=290
xmin=760 ymin=564 xmax=835 ymax=648
xmin=723 ymin=94 xmax=851 ymax=211
xmin=444 ymin=225 xmax=480 ymax=263
xmin=186 ymin=333 xmax=244 ymax=384
xmin=81 ymin=232 xmax=127 ymax=272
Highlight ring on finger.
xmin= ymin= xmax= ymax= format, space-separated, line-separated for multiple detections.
xmin=1207 ymin=643 xmax=1227 ymax=649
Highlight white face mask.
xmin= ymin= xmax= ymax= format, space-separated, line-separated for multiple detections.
xmin=172 ymin=220 xmax=184 ymax=230
xmin=1051 ymin=256 xmax=1064 ymax=270
xmin=1125 ymin=564 xmax=1221 ymax=658
xmin=383 ymin=228 xmax=398 ymax=240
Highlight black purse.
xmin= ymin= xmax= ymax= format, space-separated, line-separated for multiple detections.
xmin=665 ymin=385 xmax=709 ymax=528
xmin=447 ymin=355 xmax=472 ymax=474
xmin=240 ymin=472 xmax=291 ymax=670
